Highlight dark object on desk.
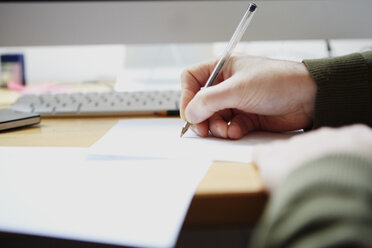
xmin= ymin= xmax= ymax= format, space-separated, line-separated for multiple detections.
xmin=0 ymin=231 xmax=129 ymax=248
xmin=0 ymin=109 xmax=40 ymax=131
xmin=0 ymin=54 xmax=26 ymax=87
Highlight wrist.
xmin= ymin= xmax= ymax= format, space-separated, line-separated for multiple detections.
xmin=296 ymin=62 xmax=317 ymax=122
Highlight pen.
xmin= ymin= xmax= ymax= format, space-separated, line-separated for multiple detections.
xmin=180 ymin=3 xmax=257 ymax=137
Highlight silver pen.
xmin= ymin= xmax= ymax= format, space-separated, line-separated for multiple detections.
xmin=180 ymin=3 xmax=257 ymax=137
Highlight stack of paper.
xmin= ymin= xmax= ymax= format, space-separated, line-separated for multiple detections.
xmin=0 ymin=117 xmax=295 ymax=247
xmin=0 ymin=147 xmax=210 ymax=247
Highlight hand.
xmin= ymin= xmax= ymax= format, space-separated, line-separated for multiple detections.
xmin=180 ymin=55 xmax=317 ymax=139
xmin=253 ymin=124 xmax=372 ymax=191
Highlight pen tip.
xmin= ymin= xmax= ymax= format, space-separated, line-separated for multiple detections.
xmin=180 ymin=128 xmax=186 ymax=138
xmin=180 ymin=122 xmax=190 ymax=138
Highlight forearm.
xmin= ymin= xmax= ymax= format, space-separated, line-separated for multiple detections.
xmin=250 ymin=154 xmax=372 ymax=248
xmin=303 ymin=51 xmax=372 ymax=129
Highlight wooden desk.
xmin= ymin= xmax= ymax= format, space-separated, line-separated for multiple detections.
xmin=0 ymin=89 xmax=268 ymax=227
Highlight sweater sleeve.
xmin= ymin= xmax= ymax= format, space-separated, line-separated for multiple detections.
xmin=303 ymin=51 xmax=372 ymax=129
xmin=250 ymin=154 xmax=372 ymax=248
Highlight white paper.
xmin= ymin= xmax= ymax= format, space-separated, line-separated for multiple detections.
xmin=0 ymin=147 xmax=211 ymax=248
xmin=90 ymin=118 xmax=296 ymax=163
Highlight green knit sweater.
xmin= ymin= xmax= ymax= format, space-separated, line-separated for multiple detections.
xmin=305 ymin=52 xmax=372 ymax=129
xmin=250 ymin=51 xmax=372 ymax=248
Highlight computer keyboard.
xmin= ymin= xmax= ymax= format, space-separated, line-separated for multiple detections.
xmin=11 ymin=90 xmax=181 ymax=117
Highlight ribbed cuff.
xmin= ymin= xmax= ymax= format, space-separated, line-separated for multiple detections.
xmin=303 ymin=52 xmax=372 ymax=129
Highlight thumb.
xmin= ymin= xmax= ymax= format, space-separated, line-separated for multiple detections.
xmin=185 ymin=77 xmax=240 ymax=123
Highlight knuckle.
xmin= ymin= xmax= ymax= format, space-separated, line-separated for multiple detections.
xmin=180 ymin=69 xmax=189 ymax=79
xmin=180 ymin=70 xmax=190 ymax=87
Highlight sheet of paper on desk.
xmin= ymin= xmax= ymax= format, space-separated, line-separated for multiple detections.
xmin=0 ymin=147 xmax=211 ymax=248
xmin=90 ymin=118 xmax=296 ymax=162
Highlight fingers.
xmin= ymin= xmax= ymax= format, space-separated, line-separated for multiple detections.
xmin=203 ymin=111 xmax=259 ymax=139
xmin=190 ymin=121 xmax=209 ymax=137
xmin=189 ymin=111 xmax=232 ymax=138
xmin=181 ymin=59 xmax=218 ymax=91
xmin=185 ymin=76 xmax=241 ymax=124
xmin=207 ymin=110 xmax=232 ymax=139
xmin=180 ymin=59 xmax=219 ymax=120
xmin=180 ymin=88 xmax=195 ymax=121
xmin=227 ymin=113 xmax=257 ymax=139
